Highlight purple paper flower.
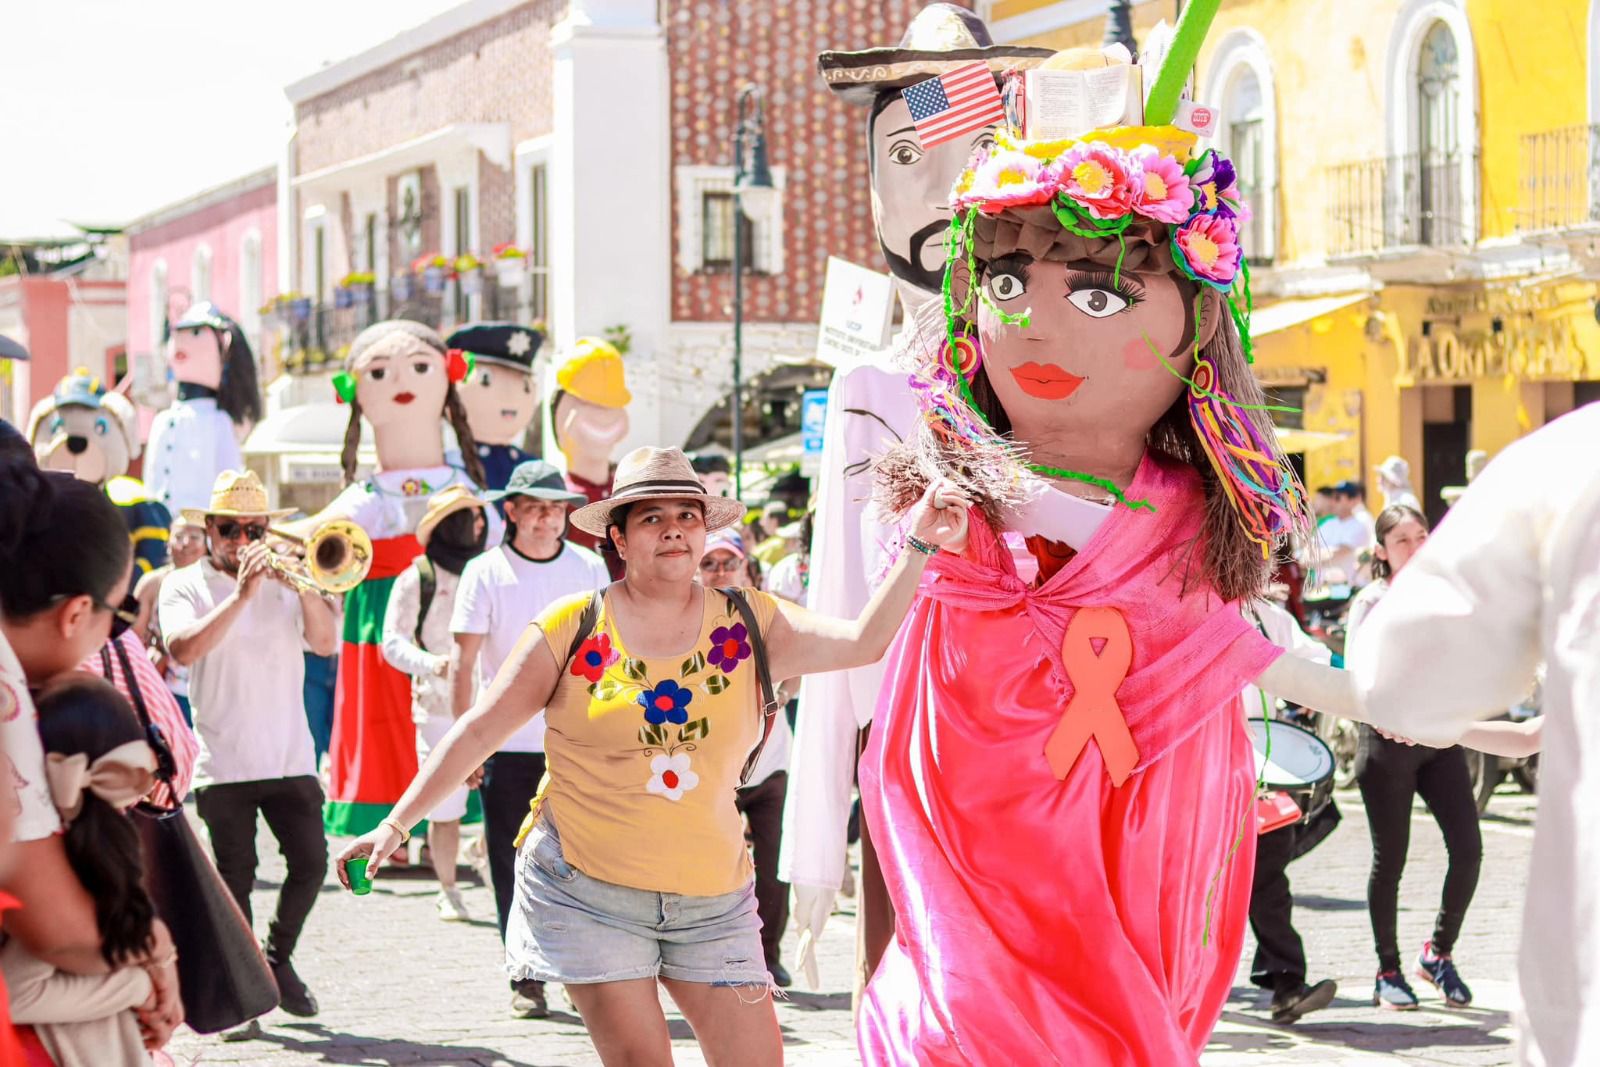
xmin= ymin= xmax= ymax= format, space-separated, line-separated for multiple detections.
xmin=1190 ymin=152 xmax=1248 ymax=220
xmin=707 ymin=623 xmax=752 ymax=673
xmin=639 ymin=679 xmax=693 ymax=725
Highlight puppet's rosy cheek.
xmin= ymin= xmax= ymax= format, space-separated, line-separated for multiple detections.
xmin=1121 ymin=337 xmax=1159 ymax=371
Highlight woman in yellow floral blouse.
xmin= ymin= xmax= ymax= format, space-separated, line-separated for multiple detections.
xmin=338 ymin=446 xmax=968 ymax=1066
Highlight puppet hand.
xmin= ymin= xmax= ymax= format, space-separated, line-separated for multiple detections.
xmin=909 ymin=479 xmax=972 ymax=555
xmin=792 ymin=885 xmax=838 ymax=990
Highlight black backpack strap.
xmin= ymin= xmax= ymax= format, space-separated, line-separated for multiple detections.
xmin=721 ymin=588 xmax=778 ymax=787
xmin=560 ymin=588 xmax=607 ymax=674
xmin=414 ymin=556 xmax=437 ymax=648
xmin=103 ymin=637 xmax=180 ymax=812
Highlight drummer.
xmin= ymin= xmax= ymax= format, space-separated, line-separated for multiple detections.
xmin=1241 ymin=594 xmax=1340 ymax=1025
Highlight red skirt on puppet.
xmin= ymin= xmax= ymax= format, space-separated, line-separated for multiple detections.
xmin=858 ymin=452 xmax=1281 ymax=1066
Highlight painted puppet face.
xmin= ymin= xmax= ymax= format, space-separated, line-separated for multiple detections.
xmin=351 ymin=331 xmax=450 ymax=433
xmin=170 ymin=326 xmax=225 ymax=390
xmin=459 ymin=361 xmax=537 ymax=446
xmin=870 ymin=95 xmax=997 ymax=298
xmin=555 ymin=394 xmax=630 ymax=466
xmin=976 ymin=254 xmax=1212 ymax=440
xmin=33 ymin=405 xmax=130 ymax=485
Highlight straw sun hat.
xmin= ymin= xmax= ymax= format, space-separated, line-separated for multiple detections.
xmin=569 ymin=447 xmax=746 ymax=538
xmin=415 ymin=484 xmax=488 ymax=548
xmin=180 ymin=469 xmax=295 ymax=525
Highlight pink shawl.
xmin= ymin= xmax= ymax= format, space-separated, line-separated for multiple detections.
xmin=859 ymin=451 xmax=1281 ymax=1065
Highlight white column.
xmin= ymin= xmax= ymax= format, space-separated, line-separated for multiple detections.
xmin=550 ymin=0 xmax=672 ymax=450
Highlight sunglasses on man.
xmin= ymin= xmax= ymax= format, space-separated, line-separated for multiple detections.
xmin=211 ymin=520 xmax=269 ymax=542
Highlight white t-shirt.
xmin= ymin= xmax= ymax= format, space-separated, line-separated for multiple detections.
xmin=1318 ymin=512 xmax=1374 ymax=585
xmin=158 ymin=560 xmax=316 ymax=787
xmin=0 ymin=632 xmax=60 ymax=843
xmin=451 ymin=542 xmax=609 ymax=753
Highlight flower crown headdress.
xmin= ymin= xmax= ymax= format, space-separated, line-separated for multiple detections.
xmin=896 ymin=0 xmax=1309 ymax=558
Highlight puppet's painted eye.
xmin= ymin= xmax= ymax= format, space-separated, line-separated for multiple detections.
xmin=475 ymin=370 xmax=493 ymax=388
xmin=368 ymin=367 xmax=387 ymax=381
xmin=888 ymin=139 xmax=923 ymax=166
xmin=988 ymin=273 xmax=1026 ymax=302
xmin=1066 ymin=289 xmax=1130 ymax=318
xmin=93 ymin=416 xmax=110 ymax=436
xmin=48 ymin=416 xmax=64 ymax=435
xmin=412 ymin=360 xmax=435 ymax=376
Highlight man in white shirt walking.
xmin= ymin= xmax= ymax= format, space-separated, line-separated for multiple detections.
xmin=160 ymin=471 xmax=338 ymax=1036
xmin=1317 ymin=480 xmax=1376 ymax=588
xmin=451 ymin=459 xmax=608 ymax=1019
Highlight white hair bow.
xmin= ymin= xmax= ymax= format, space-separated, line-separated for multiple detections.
xmin=45 ymin=741 xmax=157 ymax=824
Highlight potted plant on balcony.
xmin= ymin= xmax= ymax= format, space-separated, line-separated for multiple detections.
xmin=492 ymin=242 xmax=527 ymax=286
xmin=455 ymin=253 xmax=483 ymax=296
xmin=391 ymin=271 xmax=414 ymax=302
xmin=283 ymin=292 xmax=312 ymax=324
xmin=338 ymin=271 xmax=376 ymax=307
xmin=413 ymin=253 xmax=452 ymax=294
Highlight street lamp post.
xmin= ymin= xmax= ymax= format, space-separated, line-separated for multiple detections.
xmin=730 ymin=84 xmax=775 ymax=500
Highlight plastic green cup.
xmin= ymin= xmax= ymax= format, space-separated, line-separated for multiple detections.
xmin=345 ymin=857 xmax=372 ymax=896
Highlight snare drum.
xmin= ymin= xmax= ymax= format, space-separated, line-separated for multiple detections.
xmin=1248 ymin=717 xmax=1336 ymax=830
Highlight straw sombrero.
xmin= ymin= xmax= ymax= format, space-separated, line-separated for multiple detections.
xmin=570 ymin=447 xmax=746 ymax=538
xmin=180 ymin=469 xmax=295 ymax=524
xmin=415 ymin=484 xmax=487 ymax=548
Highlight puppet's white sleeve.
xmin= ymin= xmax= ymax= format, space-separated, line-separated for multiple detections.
xmin=779 ymin=360 xmax=912 ymax=890
xmin=1349 ymin=419 xmax=1564 ymax=746
xmin=215 ymin=409 xmax=244 ymax=473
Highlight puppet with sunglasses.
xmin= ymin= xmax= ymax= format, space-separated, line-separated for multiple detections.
xmin=288 ymin=320 xmax=500 ymax=839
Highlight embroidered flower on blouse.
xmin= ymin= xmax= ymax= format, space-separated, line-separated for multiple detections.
xmin=0 ymin=682 xmax=18 ymax=723
xmin=399 ymin=477 xmax=433 ymax=497
xmin=646 ymin=753 xmax=699 ymax=802
xmin=706 ymin=623 xmax=752 ymax=674
xmin=570 ymin=634 xmax=618 ymax=684
xmin=638 ymin=679 xmax=694 ymax=725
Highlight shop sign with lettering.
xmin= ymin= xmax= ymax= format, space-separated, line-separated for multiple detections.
xmin=1403 ymin=315 xmax=1592 ymax=383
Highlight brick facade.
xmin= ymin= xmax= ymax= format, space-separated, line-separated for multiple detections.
xmin=295 ymin=3 xmax=563 ymax=171
xmin=665 ymin=0 xmax=972 ymax=325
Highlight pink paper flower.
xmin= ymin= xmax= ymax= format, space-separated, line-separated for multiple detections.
xmin=952 ymin=149 xmax=1059 ymax=216
xmin=1127 ymin=149 xmax=1194 ymax=224
xmin=1172 ymin=212 xmax=1242 ymax=289
xmin=1057 ymin=143 xmax=1134 ymax=220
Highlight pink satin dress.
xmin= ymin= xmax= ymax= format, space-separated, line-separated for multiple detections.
xmin=859 ymin=453 xmax=1282 ymax=1065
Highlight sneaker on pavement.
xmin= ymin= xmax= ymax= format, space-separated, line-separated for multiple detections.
xmin=511 ymin=979 xmax=549 ymax=1019
xmin=1416 ymin=941 xmax=1473 ymax=1007
xmin=221 ymin=1019 xmax=263 ymax=1042
xmin=1270 ymin=978 xmax=1337 ymax=1024
xmin=1373 ymin=969 xmax=1419 ymax=1010
xmin=437 ymin=887 xmax=471 ymax=922
xmin=269 ymin=957 xmax=319 ymax=1017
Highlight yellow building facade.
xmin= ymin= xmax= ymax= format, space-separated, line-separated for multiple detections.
xmin=990 ymin=0 xmax=1600 ymax=522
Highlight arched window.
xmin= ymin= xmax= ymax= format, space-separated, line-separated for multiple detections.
xmin=149 ymin=260 xmax=168 ymax=352
xmin=1416 ymin=21 xmax=1462 ymax=245
xmin=1204 ymin=31 xmax=1278 ymax=264
xmin=191 ymin=244 xmax=213 ymax=303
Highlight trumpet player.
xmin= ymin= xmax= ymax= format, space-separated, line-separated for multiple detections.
xmin=159 ymin=469 xmax=337 ymax=1035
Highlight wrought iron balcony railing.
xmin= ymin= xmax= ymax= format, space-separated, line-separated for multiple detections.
xmin=263 ymin=278 xmax=548 ymax=376
xmin=1516 ymin=124 xmax=1600 ymax=233
xmin=1325 ymin=151 xmax=1474 ymax=258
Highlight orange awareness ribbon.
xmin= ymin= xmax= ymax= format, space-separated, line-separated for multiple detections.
xmin=1044 ymin=606 xmax=1139 ymax=786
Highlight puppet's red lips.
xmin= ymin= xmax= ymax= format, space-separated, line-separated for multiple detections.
xmin=1010 ymin=362 xmax=1085 ymax=400
xmin=393 ymin=392 xmax=416 ymax=404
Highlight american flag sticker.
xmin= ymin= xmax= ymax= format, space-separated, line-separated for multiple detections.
xmin=902 ymin=62 xmax=1005 ymax=149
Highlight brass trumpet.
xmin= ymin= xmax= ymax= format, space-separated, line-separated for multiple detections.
xmin=264 ymin=519 xmax=373 ymax=594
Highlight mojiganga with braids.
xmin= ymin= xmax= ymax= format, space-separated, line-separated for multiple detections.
xmin=855 ymin=33 xmax=1325 ymax=1067
xmin=303 ymin=319 xmax=499 ymax=836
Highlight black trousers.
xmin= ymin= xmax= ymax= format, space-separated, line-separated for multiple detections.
xmin=735 ymin=771 xmax=790 ymax=967
xmin=1355 ymin=729 xmax=1483 ymax=972
xmin=1249 ymin=819 xmax=1305 ymax=992
xmin=481 ymin=751 xmax=547 ymax=944
xmin=195 ymin=775 xmax=328 ymax=964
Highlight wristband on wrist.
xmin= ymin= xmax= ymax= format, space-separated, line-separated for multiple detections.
xmin=905 ymin=534 xmax=939 ymax=556
xmin=380 ymin=816 xmax=413 ymax=844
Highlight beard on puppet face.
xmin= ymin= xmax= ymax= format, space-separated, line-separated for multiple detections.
xmin=879 ymin=218 xmax=952 ymax=296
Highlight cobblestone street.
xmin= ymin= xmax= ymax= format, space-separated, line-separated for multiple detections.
xmin=169 ymin=783 xmax=1537 ymax=1066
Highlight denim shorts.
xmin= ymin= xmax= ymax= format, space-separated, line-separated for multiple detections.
xmin=507 ymin=816 xmax=770 ymax=988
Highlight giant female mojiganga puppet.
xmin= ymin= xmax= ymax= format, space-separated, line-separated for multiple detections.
xmin=851 ymin=10 xmax=1350 ymax=1063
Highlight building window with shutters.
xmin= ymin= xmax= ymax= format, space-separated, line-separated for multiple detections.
xmin=675 ymin=165 xmax=786 ymax=276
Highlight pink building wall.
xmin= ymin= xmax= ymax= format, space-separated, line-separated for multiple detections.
xmin=126 ymin=175 xmax=278 ymax=362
